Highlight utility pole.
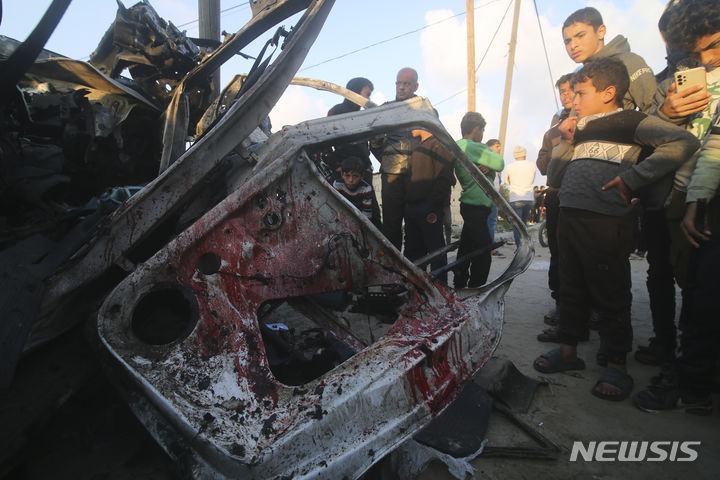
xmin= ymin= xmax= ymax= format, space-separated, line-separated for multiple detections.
xmin=198 ymin=0 xmax=221 ymax=99
xmin=467 ymin=0 xmax=476 ymax=112
xmin=498 ymin=0 xmax=521 ymax=156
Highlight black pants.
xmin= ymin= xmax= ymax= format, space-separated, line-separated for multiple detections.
xmin=556 ymin=208 xmax=634 ymax=365
xmin=678 ymin=199 xmax=720 ymax=395
xmin=381 ymin=173 xmax=406 ymax=251
xmin=404 ymin=201 xmax=447 ymax=282
xmin=545 ymin=189 xmax=560 ymax=301
xmin=454 ymin=203 xmax=492 ymax=288
xmin=643 ymin=209 xmax=677 ymax=347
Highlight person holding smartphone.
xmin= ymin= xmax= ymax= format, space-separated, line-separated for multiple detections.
xmin=633 ymin=0 xmax=720 ymax=414
xmin=630 ymin=0 xmax=720 ymax=368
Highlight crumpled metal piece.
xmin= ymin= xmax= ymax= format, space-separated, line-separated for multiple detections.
xmin=390 ymin=439 xmax=487 ymax=480
xmin=90 ymin=0 xmax=201 ymax=104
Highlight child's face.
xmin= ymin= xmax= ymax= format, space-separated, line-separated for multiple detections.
xmin=690 ymin=32 xmax=720 ymax=69
xmin=341 ymin=171 xmax=362 ymax=190
xmin=563 ymin=22 xmax=606 ymax=64
xmin=558 ymin=81 xmax=574 ymax=109
xmin=572 ymin=79 xmax=616 ymax=118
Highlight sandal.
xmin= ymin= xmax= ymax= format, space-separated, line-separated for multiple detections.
xmin=537 ymin=327 xmax=563 ymax=343
xmin=591 ymin=367 xmax=633 ymax=402
xmin=533 ymin=347 xmax=586 ymax=373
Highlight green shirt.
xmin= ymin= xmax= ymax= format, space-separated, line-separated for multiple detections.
xmin=455 ymin=139 xmax=505 ymax=207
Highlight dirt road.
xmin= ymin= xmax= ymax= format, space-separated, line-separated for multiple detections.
xmin=418 ymin=227 xmax=720 ymax=480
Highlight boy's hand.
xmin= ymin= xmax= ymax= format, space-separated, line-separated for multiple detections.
xmin=681 ymin=201 xmax=711 ymax=248
xmin=659 ymin=82 xmax=711 ymax=118
xmin=601 ymin=176 xmax=631 ymax=205
xmin=478 ymin=164 xmax=490 ymax=174
xmin=558 ymin=116 xmax=578 ymax=142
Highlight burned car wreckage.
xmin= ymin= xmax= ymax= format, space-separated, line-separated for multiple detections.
xmin=0 ymin=0 xmax=533 ymax=478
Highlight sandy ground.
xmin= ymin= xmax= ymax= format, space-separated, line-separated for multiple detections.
xmin=3 ymin=227 xmax=719 ymax=480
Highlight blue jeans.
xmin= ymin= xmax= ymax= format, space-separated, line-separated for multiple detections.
xmin=510 ymin=201 xmax=533 ymax=246
xmin=487 ymin=205 xmax=498 ymax=242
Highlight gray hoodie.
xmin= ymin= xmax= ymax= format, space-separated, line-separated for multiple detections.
xmin=586 ymin=35 xmax=656 ymax=113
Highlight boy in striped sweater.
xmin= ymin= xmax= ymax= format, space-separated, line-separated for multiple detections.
xmin=534 ymin=58 xmax=699 ymax=402
xmin=333 ymin=156 xmax=379 ymax=228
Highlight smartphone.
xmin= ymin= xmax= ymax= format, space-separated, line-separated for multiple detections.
xmin=674 ymin=67 xmax=707 ymax=94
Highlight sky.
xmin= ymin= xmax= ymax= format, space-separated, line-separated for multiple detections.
xmin=1 ymin=0 xmax=670 ymax=184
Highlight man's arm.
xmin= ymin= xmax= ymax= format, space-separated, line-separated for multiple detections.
xmin=546 ymin=141 xmax=573 ymax=187
xmin=683 ymin=127 xmax=720 ymax=246
xmin=624 ymin=53 xmax=657 ymax=113
xmin=619 ymin=115 xmax=700 ymax=191
xmin=650 ymin=76 xmax=712 ymax=122
xmin=536 ymin=126 xmax=560 ymax=175
xmin=461 ymin=141 xmax=505 ymax=171
xmin=687 ymin=130 xmax=720 ymax=204
xmin=545 ymin=115 xmax=577 ymax=187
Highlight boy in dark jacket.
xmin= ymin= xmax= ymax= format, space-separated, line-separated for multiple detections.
xmin=533 ymin=58 xmax=700 ymax=402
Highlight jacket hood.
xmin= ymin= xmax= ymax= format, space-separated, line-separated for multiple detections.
xmin=590 ymin=35 xmax=630 ymax=60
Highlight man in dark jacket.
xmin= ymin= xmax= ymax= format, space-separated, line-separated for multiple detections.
xmin=370 ymin=68 xmax=420 ymax=251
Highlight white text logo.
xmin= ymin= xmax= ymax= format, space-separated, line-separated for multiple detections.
xmin=569 ymin=441 xmax=700 ymax=462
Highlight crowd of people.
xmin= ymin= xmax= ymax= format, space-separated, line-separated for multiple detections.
xmin=323 ymin=1 xmax=719 ymax=414
xmin=530 ymin=1 xmax=719 ymax=414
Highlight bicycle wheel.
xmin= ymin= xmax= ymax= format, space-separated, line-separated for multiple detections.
xmin=538 ymin=220 xmax=548 ymax=247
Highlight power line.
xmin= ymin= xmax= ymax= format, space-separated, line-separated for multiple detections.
xmin=177 ymin=2 xmax=249 ymax=28
xmin=475 ymin=0 xmax=513 ymax=74
xmin=299 ymin=12 xmax=465 ymax=72
xmin=533 ymin=0 xmax=559 ymax=110
xmin=436 ymin=0 xmax=513 ymax=106
xmin=299 ymin=0 xmax=504 ymax=73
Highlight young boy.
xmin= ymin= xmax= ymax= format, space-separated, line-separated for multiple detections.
xmin=534 ymin=58 xmax=699 ymax=402
xmin=333 ymin=156 xmax=380 ymax=228
xmin=453 ymin=112 xmax=504 ymax=289
xmin=485 ymin=139 xmax=503 ymax=257
xmin=562 ymin=7 xmax=656 ymax=112
xmin=633 ymin=0 xmax=720 ymax=414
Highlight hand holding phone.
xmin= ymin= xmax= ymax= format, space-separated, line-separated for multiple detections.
xmin=674 ymin=67 xmax=707 ymax=94
xmin=661 ymin=67 xmax=711 ymax=118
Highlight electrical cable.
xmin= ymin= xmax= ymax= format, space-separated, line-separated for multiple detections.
xmin=533 ymin=0 xmax=559 ymax=110
xmin=177 ymin=2 xmax=249 ymax=28
xmin=435 ymin=0 xmax=513 ymax=106
xmin=299 ymin=0 xmax=504 ymax=73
